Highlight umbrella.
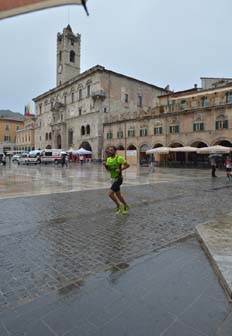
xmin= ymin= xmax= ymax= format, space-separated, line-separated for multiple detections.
xmin=75 ymin=148 xmax=92 ymax=155
xmin=169 ymin=146 xmax=198 ymax=152
xmin=208 ymin=154 xmax=223 ymax=158
xmin=0 ymin=0 xmax=88 ymax=19
xmin=197 ymin=145 xmax=231 ymax=154
xmin=146 ymin=147 xmax=170 ymax=155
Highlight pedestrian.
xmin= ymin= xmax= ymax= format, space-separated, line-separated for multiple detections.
xmin=210 ymin=157 xmax=217 ymax=177
xmin=61 ymin=153 xmax=67 ymax=167
xmin=225 ymin=156 xmax=232 ymax=180
xmin=103 ymin=146 xmax=130 ymax=215
xmin=80 ymin=155 xmax=84 ymax=165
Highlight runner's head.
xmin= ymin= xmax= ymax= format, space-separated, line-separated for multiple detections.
xmin=108 ymin=146 xmax=117 ymax=157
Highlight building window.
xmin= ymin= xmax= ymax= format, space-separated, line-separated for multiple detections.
xmin=137 ymin=95 xmax=142 ymax=107
xmin=79 ymin=88 xmax=82 ymax=100
xmin=49 ymin=132 xmax=52 ymax=140
xmin=59 ymin=51 xmax=62 ymax=62
xmin=64 ymin=95 xmax=67 ymax=105
xmin=128 ymin=129 xmax=135 ymax=137
xmin=70 ymin=51 xmax=75 ymax=63
xmin=193 ymin=122 xmax=204 ymax=132
xmin=179 ymin=100 xmax=186 ymax=110
xmin=201 ymin=96 xmax=208 ymax=108
xmin=71 ymin=39 xmax=74 ymax=46
xmin=71 ymin=92 xmax=74 ymax=103
xmin=39 ymin=104 xmax=42 ymax=114
xmin=216 ymin=120 xmax=228 ymax=129
xmin=87 ymin=84 xmax=91 ymax=97
xmin=16 ymin=125 xmax=20 ymax=130
xmin=68 ymin=129 xmax=73 ymax=145
xmin=125 ymin=94 xmax=129 ymax=103
xmin=86 ymin=125 xmax=90 ymax=135
xmin=51 ymin=101 xmax=54 ymax=109
xmin=45 ymin=133 xmax=48 ymax=140
xmin=154 ymin=127 xmax=163 ymax=135
xmin=79 ymin=108 xmax=82 ymax=116
xmin=4 ymin=135 xmax=11 ymax=142
xmin=169 ymin=125 xmax=179 ymax=133
xmin=81 ymin=126 xmax=85 ymax=136
xmin=104 ymin=107 xmax=107 ymax=113
xmin=5 ymin=125 xmax=9 ymax=131
xmin=140 ymin=128 xmax=148 ymax=136
xmin=107 ymin=132 xmax=113 ymax=139
xmin=226 ymin=92 xmax=232 ymax=104
xmin=117 ymin=131 xmax=123 ymax=138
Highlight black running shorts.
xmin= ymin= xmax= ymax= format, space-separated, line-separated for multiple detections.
xmin=111 ymin=176 xmax=123 ymax=192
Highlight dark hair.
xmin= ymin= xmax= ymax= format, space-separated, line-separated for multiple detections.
xmin=108 ymin=145 xmax=117 ymax=151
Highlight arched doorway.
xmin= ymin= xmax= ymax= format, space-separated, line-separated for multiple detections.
xmin=80 ymin=141 xmax=92 ymax=151
xmin=213 ymin=140 xmax=232 ymax=147
xmin=46 ymin=145 xmax=52 ymax=149
xmin=190 ymin=141 xmax=208 ymax=166
xmin=140 ymin=144 xmax=149 ymax=165
xmin=153 ymin=143 xmax=163 ymax=148
xmin=127 ymin=144 xmax=137 ymax=165
xmin=117 ymin=145 xmax=125 ymax=150
xmin=57 ymin=135 xmax=62 ymax=149
xmin=169 ymin=143 xmax=184 ymax=163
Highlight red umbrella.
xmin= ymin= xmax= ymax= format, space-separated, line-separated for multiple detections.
xmin=0 ymin=0 xmax=88 ymax=19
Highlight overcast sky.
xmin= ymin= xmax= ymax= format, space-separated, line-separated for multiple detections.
xmin=0 ymin=0 xmax=232 ymax=113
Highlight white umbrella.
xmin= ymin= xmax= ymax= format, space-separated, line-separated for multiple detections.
xmin=0 ymin=0 xmax=87 ymax=19
xmin=146 ymin=147 xmax=170 ymax=155
xmin=197 ymin=145 xmax=231 ymax=154
xmin=75 ymin=148 xmax=92 ymax=155
xmin=169 ymin=146 xmax=198 ymax=152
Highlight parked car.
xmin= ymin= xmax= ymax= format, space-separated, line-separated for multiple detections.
xmin=0 ymin=153 xmax=6 ymax=165
xmin=18 ymin=153 xmax=41 ymax=165
xmin=12 ymin=154 xmax=21 ymax=162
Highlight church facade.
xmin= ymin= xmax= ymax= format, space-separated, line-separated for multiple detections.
xmin=33 ymin=25 xmax=167 ymax=159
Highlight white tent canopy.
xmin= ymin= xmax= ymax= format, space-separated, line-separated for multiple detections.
xmin=169 ymin=146 xmax=198 ymax=152
xmin=75 ymin=148 xmax=92 ymax=155
xmin=146 ymin=147 xmax=170 ymax=155
xmin=197 ymin=145 xmax=232 ymax=154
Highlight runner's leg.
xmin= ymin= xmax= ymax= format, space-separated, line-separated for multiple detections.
xmin=109 ymin=190 xmax=120 ymax=207
xmin=115 ymin=191 xmax=127 ymax=207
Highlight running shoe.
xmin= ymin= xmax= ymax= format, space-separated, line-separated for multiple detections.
xmin=122 ymin=205 xmax=129 ymax=215
xmin=116 ymin=206 xmax=122 ymax=215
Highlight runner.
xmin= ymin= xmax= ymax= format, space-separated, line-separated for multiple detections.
xmin=225 ymin=156 xmax=232 ymax=180
xmin=104 ymin=146 xmax=130 ymax=215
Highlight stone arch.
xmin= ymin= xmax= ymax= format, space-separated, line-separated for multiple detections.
xmin=190 ymin=140 xmax=208 ymax=148
xmin=80 ymin=141 xmax=92 ymax=151
xmin=117 ymin=144 xmax=125 ymax=150
xmin=168 ymin=142 xmax=185 ymax=162
xmin=139 ymin=143 xmax=150 ymax=165
xmin=46 ymin=145 xmax=52 ymax=149
xmin=168 ymin=142 xmax=184 ymax=148
xmin=86 ymin=125 xmax=90 ymax=135
xmin=127 ymin=144 xmax=136 ymax=150
xmin=153 ymin=143 xmax=163 ymax=148
xmin=212 ymin=138 xmax=232 ymax=147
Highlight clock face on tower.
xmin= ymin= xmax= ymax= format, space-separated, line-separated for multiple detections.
xmin=58 ymin=64 xmax=63 ymax=74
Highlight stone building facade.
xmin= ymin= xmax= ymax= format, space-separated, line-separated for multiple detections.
xmin=16 ymin=115 xmax=36 ymax=151
xmin=103 ymin=78 xmax=232 ymax=164
xmin=33 ymin=26 xmax=167 ymax=159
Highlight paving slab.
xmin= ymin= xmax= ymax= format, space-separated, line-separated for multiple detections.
xmin=196 ymin=214 xmax=232 ymax=300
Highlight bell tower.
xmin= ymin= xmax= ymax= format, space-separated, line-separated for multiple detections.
xmin=56 ymin=25 xmax=81 ymax=86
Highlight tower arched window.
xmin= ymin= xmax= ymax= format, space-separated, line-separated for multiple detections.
xmin=86 ymin=125 xmax=90 ymax=135
xmin=59 ymin=51 xmax=62 ymax=62
xmin=45 ymin=133 xmax=48 ymax=140
xmin=70 ymin=51 xmax=75 ymax=63
xmin=81 ymin=126 xmax=85 ymax=136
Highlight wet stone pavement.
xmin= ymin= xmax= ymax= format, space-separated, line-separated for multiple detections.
xmin=0 ymin=165 xmax=232 ymax=334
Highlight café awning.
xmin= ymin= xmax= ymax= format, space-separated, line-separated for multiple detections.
xmin=0 ymin=0 xmax=88 ymax=19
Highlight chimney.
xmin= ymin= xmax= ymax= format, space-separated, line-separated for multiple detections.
xmin=194 ymin=84 xmax=198 ymax=89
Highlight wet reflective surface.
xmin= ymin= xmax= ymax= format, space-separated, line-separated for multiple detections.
xmin=0 ymin=163 xmax=232 ymax=334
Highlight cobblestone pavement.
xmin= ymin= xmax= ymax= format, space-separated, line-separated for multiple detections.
xmin=0 ymin=165 xmax=232 ymax=312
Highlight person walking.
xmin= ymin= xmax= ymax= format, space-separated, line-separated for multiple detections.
xmin=210 ymin=157 xmax=217 ymax=177
xmin=225 ymin=156 xmax=232 ymax=180
xmin=104 ymin=146 xmax=130 ymax=215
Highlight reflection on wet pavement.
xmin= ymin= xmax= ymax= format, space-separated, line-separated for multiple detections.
xmin=0 ymin=162 xmax=222 ymax=199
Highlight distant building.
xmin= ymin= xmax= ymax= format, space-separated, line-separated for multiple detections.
xmin=104 ymin=78 xmax=232 ymax=165
xmin=33 ymin=25 xmax=167 ymax=159
xmin=0 ymin=110 xmax=24 ymax=153
xmin=16 ymin=115 xmax=37 ymax=151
